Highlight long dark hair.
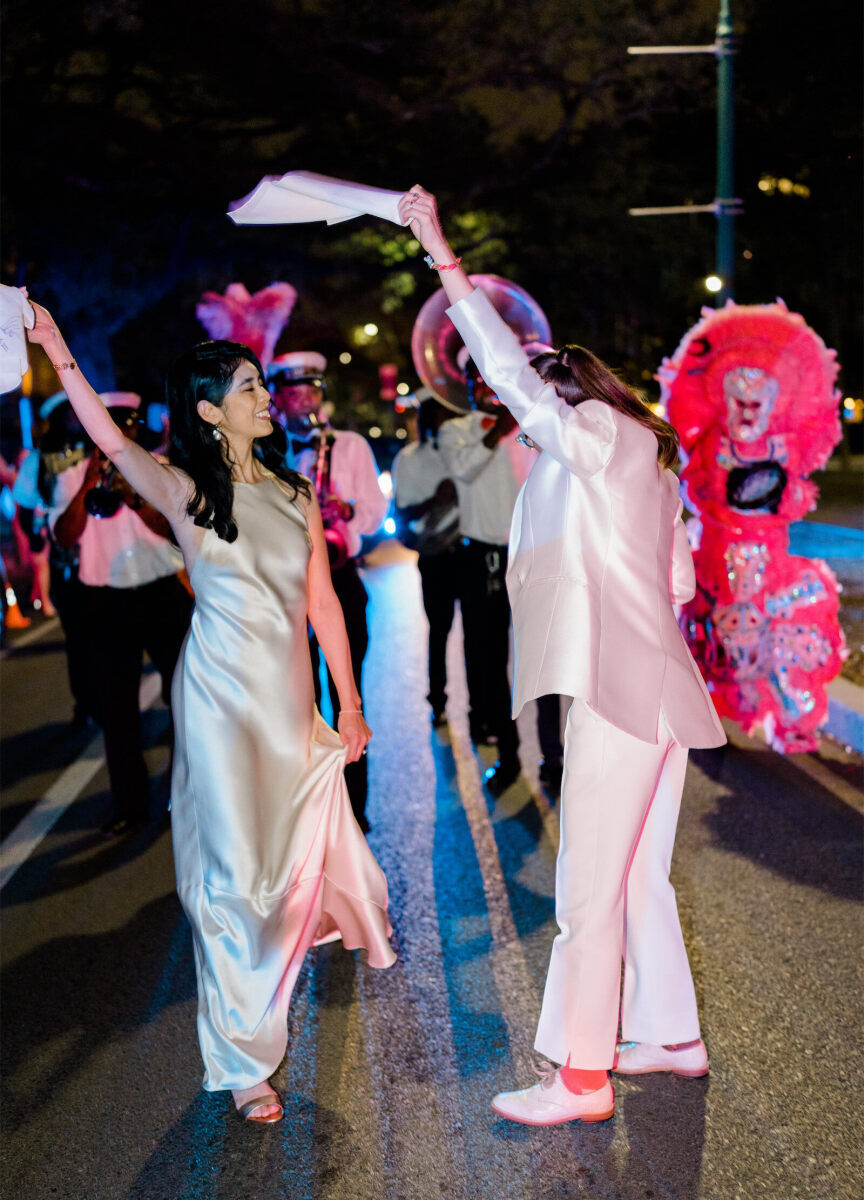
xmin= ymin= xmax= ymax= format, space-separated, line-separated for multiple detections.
xmin=165 ymin=340 xmax=310 ymax=542
xmin=530 ymin=345 xmax=680 ymax=469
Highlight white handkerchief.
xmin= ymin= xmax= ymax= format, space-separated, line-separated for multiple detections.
xmin=0 ymin=285 xmax=35 ymax=393
xmin=228 ymin=171 xmax=405 ymax=227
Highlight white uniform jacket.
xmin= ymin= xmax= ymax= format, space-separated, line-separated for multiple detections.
xmin=446 ymin=289 xmax=725 ymax=749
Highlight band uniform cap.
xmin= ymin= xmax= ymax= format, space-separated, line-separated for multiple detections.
xmin=99 ymin=391 xmax=142 ymax=410
xmin=267 ymin=351 xmax=328 ymax=384
xmin=39 ymin=390 xmax=69 ymax=419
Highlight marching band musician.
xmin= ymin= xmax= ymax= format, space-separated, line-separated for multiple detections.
xmin=392 ymin=391 xmax=460 ymax=728
xmin=268 ymin=351 xmax=387 ymax=831
xmin=19 ymin=391 xmax=98 ymax=726
xmin=436 ymin=353 xmax=535 ymax=796
xmin=49 ymin=392 xmax=193 ymax=836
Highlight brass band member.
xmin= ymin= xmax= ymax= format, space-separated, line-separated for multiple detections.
xmin=268 ymin=351 xmax=387 ymax=832
xmin=50 ymin=393 xmax=193 ymax=836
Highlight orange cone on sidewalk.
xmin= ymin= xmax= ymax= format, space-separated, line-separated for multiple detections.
xmin=4 ymin=584 xmax=30 ymax=629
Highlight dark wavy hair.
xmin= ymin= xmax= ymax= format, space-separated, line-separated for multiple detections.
xmin=530 ymin=345 xmax=680 ymax=469
xmin=165 ymin=340 xmax=310 ymax=542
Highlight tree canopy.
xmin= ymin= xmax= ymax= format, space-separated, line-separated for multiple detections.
xmin=3 ymin=0 xmax=860 ymax=424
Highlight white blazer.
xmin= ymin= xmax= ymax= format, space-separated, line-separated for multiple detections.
xmin=446 ymin=289 xmax=725 ymax=749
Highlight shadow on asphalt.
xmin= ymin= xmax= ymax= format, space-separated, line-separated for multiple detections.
xmin=693 ymin=744 xmax=863 ymax=900
xmin=486 ymin=779 xmax=556 ymax=943
xmin=1 ymin=719 xmax=99 ymax=799
xmin=1 ymin=764 xmax=173 ymax=912
xmin=431 ymin=735 xmax=510 ymax=1080
xmin=487 ymin=1072 xmax=708 ymax=1200
xmin=124 ymin=1091 xmax=359 ymax=1200
xmin=0 ymin=893 xmax=195 ymax=1135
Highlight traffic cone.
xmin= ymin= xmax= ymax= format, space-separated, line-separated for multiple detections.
xmin=4 ymin=584 xmax=30 ymax=629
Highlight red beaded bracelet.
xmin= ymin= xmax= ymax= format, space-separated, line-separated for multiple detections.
xmin=424 ymin=255 xmax=462 ymax=272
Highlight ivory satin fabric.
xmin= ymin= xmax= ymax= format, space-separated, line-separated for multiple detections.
xmin=170 ymin=476 xmax=395 ymax=1092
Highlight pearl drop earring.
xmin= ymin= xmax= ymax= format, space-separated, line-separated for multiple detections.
xmin=212 ymin=425 xmax=223 ymax=441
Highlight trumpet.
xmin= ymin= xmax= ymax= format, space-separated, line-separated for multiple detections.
xmin=84 ymin=455 xmax=125 ymax=519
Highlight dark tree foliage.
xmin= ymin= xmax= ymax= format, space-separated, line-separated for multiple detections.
xmin=2 ymin=0 xmax=860 ymax=422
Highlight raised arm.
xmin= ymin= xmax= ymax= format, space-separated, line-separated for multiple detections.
xmin=399 ymin=187 xmax=616 ymax=478
xmin=27 ymin=303 xmax=191 ymax=525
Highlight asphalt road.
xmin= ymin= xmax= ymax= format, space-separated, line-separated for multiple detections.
xmin=2 ymin=556 xmax=862 ymax=1200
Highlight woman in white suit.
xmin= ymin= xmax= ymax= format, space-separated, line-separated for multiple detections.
xmin=400 ymin=186 xmax=726 ymax=1126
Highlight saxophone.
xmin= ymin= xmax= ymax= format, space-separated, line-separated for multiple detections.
xmin=312 ymin=433 xmax=350 ymax=570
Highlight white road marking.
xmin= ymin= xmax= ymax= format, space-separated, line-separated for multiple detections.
xmin=1 ymin=615 xmax=60 ymax=656
xmin=0 ymin=672 xmax=163 ymax=890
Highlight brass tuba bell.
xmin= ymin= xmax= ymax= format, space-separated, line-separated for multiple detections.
xmin=411 ymin=274 xmax=553 ymax=412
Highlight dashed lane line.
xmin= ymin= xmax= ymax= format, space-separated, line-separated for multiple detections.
xmin=0 ymin=671 xmax=162 ymax=890
xmin=1 ymin=615 xmax=60 ymax=655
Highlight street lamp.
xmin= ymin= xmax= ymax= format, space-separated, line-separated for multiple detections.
xmin=627 ymin=0 xmax=741 ymax=306
xmin=704 ymin=275 xmax=723 ymax=293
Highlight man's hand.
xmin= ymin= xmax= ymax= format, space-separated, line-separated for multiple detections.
xmin=431 ymin=478 xmax=457 ymax=509
xmin=482 ymin=407 xmax=518 ymax=449
xmin=321 ymin=494 xmax=354 ymax=524
xmin=82 ymin=449 xmax=105 ymax=491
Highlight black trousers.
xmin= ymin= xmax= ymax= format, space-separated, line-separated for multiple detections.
xmin=309 ymin=558 xmax=369 ymax=825
xmin=457 ymin=538 xmax=519 ymax=766
xmin=49 ymin=558 xmax=100 ymax=723
xmin=418 ymin=547 xmax=460 ymax=714
xmin=85 ymin=575 xmax=193 ymax=822
xmin=536 ymin=693 xmax=565 ymax=764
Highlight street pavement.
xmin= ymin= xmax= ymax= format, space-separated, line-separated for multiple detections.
xmin=1 ymin=552 xmax=862 ymax=1200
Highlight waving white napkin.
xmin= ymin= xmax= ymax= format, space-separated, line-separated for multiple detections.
xmin=0 ymin=285 xmax=35 ymax=393
xmin=228 ymin=171 xmax=405 ymax=227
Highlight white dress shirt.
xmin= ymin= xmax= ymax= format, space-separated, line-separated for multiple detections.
xmin=288 ymin=430 xmax=388 ymax=559
xmin=49 ymin=459 xmax=183 ymax=589
xmin=436 ymin=411 xmax=534 ymax=545
xmin=392 ymin=439 xmax=460 ymax=554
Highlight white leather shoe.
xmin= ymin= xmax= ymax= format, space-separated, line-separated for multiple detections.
xmin=491 ymin=1068 xmax=615 ymax=1126
xmin=613 ymin=1039 xmax=709 ymax=1077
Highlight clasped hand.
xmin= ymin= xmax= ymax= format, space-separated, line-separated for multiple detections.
xmin=320 ymin=493 xmax=353 ymax=524
xmin=336 ymin=710 xmax=372 ymax=763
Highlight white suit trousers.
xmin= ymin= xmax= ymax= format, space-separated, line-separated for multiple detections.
xmin=534 ymin=701 xmax=702 ymax=1069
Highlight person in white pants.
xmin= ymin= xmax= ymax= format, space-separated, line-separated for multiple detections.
xmin=400 ymin=185 xmax=726 ymax=1126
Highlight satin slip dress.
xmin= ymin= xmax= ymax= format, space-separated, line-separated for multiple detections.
xmin=170 ymin=473 xmax=395 ymax=1091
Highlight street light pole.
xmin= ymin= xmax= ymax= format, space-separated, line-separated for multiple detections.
xmin=627 ymin=0 xmax=740 ymax=305
xmin=715 ymin=0 xmax=736 ymax=303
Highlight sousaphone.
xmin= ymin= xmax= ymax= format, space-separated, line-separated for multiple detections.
xmin=411 ymin=275 xmax=552 ymax=412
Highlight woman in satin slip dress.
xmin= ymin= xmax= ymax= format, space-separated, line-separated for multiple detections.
xmin=400 ymin=186 xmax=725 ymax=1127
xmin=27 ymin=305 xmax=396 ymax=1124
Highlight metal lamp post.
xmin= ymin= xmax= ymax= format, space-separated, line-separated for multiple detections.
xmin=628 ymin=0 xmax=740 ymax=305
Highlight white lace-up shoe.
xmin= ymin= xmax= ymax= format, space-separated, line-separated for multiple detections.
xmin=491 ymin=1067 xmax=615 ymax=1126
xmin=613 ymin=1039 xmax=709 ymax=1077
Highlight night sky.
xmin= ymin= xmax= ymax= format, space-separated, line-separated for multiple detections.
xmin=2 ymin=0 xmax=861 ymax=427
